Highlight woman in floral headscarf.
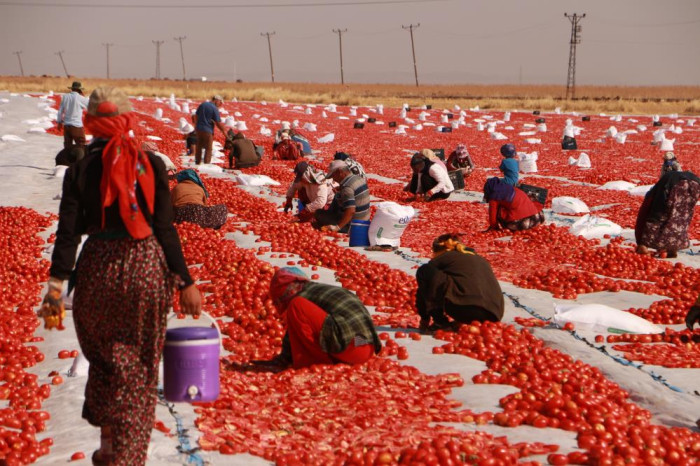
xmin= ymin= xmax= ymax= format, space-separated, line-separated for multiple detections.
xmin=40 ymin=87 xmax=201 ymax=465
xmin=283 ymin=161 xmax=334 ymax=222
xmin=446 ymin=143 xmax=475 ymax=177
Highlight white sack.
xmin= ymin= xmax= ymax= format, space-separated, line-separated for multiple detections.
xmin=570 ymin=214 xmax=622 ymax=239
xmin=235 ymin=174 xmax=280 ymax=186
xmin=368 ymin=202 xmax=415 ymax=248
xmin=518 ymin=152 xmax=538 ymax=173
xmin=598 ymin=180 xmax=636 ymax=191
xmin=318 ymin=133 xmax=335 ymax=143
xmin=554 ymin=303 xmax=662 ymax=334
xmin=197 ymin=164 xmax=224 ymax=175
xmin=551 ymin=196 xmax=590 ymax=214
xmin=568 ymin=152 xmax=591 ymax=168
xmin=628 ymin=185 xmax=654 ymax=197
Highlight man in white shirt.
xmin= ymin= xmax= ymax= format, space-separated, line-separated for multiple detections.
xmin=56 ymin=81 xmax=89 ymax=155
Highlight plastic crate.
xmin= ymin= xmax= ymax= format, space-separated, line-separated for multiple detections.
xmin=431 ymin=148 xmax=446 ymax=160
xmin=519 ymin=183 xmax=547 ymax=205
xmin=449 ymin=170 xmax=465 ymax=190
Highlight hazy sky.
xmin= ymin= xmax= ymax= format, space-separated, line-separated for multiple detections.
xmin=1 ymin=0 xmax=699 ymax=86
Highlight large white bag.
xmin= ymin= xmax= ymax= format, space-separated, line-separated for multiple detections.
xmin=554 ymin=303 xmax=662 ymax=334
xmin=518 ymin=151 xmax=538 ymax=173
xmin=368 ymin=202 xmax=415 ymax=247
xmin=551 ymin=196 xmax=590 ymax=214
xmin=234 ymin=173 xmax=280 ymax=186
xmin=570 ymin=214 xmax=622 ymax=239
xmin=597 ymin=180 xmax=636 ymax=191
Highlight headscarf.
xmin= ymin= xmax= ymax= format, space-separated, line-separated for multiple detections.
xmin=176 ymin=169 xmax=209 ymax=198
xmin=483 ymin=177 xmax=515 ymax=202
xmin=84 ymin=101 xmax=155 ymax=239
xmin=454 ymin=144 xmax=470 ymax=163
xmin=500 ymin=144 xmax=517 ymax=158
xmin=302 ymin=166 xmax=327 ymax=184
xmin=269 ymin=267 xmax=309 ymax=309
xmin=646 ymin=171 xmax=700 ymax=223
xmin=420 ymin=148 xmax=447 ymax=170
xmin=333 ymin=153 xmax=366 ymax=179
xmin=431 ymin=234 xmax=475 ymax=258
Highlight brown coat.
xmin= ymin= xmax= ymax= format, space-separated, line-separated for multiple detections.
xmin=171 ymin=180 xmax=206 ymax=207
xmin=228 ymin=137 xmax=260 ymax=168
xmin=416 ymin=250 xmax=504 ymax=321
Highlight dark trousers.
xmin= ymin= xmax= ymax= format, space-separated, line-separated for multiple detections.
xmin=427 ymin=191 xmax=451 ymax=202
xmin=195 ymin=131 xmax=213 ymax=164
xmin=63 ymin=125 xmax=86 ymax=150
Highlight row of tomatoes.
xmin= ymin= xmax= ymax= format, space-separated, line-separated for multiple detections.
xmin=0 ymin=207 xmax=56 ymax=465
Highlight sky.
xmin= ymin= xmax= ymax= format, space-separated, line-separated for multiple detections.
xmin=0 ymin=0 xmax=699 ymax=86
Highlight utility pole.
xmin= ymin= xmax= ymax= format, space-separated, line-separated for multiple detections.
xmin=402 ymin=23 xmax=420 ymax=87
xmin=564 ymin=13 xmax=585 ymax=100
xmin=13 ymin=51 xmax=24 ymax=77
xmin=55 ymin=51 xmax=69 ymax=78
xmin=152 ymin=40 xmax=164 ymax=79
xmin=261 ymin=32 xmax=276 ymax=83
xmin=102 ymin=43 xmax=114 ymax=79
xmin=174 ymin=36 xmax=187 ymax=81
xmin=332 ymin=28 xmax=348 ymax=85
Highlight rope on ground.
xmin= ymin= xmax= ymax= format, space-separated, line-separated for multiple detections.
xmin=503 ymin=292 xmax=690 ymax=395
xmin=157 ymin=391 xmax=205 ymax=466
xmin=392 ymin=248 xmax=428 ymax=266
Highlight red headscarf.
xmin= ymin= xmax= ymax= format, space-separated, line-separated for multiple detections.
xmin=84 ymin=102 xmax=155 ymax=239
xmin=269 ymin=267 xmax=309 ymax=310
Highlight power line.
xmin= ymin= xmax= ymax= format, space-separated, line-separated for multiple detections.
xmin=332 ymin=28 xmax=348 ymax=85
xmin=174 ymin=36 xmax=187 ymax=80
xmin=261 ymin=32 xmax=276 ymax=83
xmin=55 ymin=50 xmax=69 ymax=78
xmin=0 ymin=0 xmax=447 ymax=7
xmin=152 ymin=40 xmax=164 ymax=79
xmin=564 ymin=12 xmax=585 ymax=100
xmin=12 ymin=51 xmax=24 ymax=77
xmin=402 ymin=23 xmax=420 ymax=87
xmin=102 ymin=42 xmax=114 ymax=79
xmin=597 ymin=17 xmax=700 ymax=28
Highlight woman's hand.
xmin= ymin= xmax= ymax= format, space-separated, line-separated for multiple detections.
xmin=179 ymin=284 xmax=202 ymax=316
xmin=39 ymin=278 xmax=65 ymax=330
xmin=283 ymin=198 xmax=293 ymax=213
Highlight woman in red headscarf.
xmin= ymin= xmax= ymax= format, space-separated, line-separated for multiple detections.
xmin=266 ymin=267 xmax=380 ymax=369
xmin=40 ymin=87 xmax=201 ymax=465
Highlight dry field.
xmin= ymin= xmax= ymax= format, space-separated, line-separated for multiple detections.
xmin=2 ymin=75 xmax=699 ymax=115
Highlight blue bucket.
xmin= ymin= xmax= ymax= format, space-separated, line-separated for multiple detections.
xmin=349 ymin=219 xmax=371 ymax=247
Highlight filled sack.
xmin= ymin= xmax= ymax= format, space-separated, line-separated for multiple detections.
xmin=554 ymin=303 xmax=662 ymax=334
xmin=552 ymin=196 xmax=590 ymax=214
xmin=570 ymin=214 xmax=621 ymax=239
xmin=368 ymin=202 xmax=415 ymax=248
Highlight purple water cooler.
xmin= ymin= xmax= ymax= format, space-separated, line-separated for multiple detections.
xmin=163 ymin=319 xmax=220 ymax=403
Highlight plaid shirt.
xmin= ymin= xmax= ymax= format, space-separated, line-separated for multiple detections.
xmin=293 ymin=282 xmax=381 ymax=354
